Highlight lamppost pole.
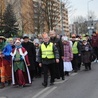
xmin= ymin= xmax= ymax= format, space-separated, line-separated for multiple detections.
xmin=87 ymin=0 xmax=93 ymax=36
xmin=60 ymin=0 xmax=63 ymax=35
xmin=87 ymin=0 xmax=93 ymax=20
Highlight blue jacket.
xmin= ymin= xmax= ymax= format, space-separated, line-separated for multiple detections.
xmin=3 ymin=43 xmax=12 ymax=61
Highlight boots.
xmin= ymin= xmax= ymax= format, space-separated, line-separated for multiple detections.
xmin=42 ymin=82 xmax=47 ymax=87
xmin=8 ymin=80 xmax=12 ymax=86
xmin=65 ymin=72 xmax=69 ymax=76
xmin=0 ymin=82 xmax=5 ymax=89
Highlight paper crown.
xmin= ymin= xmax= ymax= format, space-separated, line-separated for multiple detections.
xmin=7 ymin=38 xmax=13 ymax=42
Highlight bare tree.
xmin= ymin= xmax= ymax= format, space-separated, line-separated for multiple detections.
xmin=5 ymin=0 xmax=71 ymax=35
xmin=88 ymin=10 xmax=96 ymax=20
xmin=10 ymin=0 xmax=34 ymax=35
xmin=63 ymin=0 xmax=72 ymax=10
xmin=73 ymin=16 xmax=87 ymax=34
xmin=21 ymin=0 xmax=34 ymax=34
xmin=31 ymin=1 xmax=45 ymax=34
xmin=0 ymin=0 xmax=6 ymax=35
xmin=41 ymin=0 xmax=71 ymax=33
xmin=41 ymin=0 xmax=60 ymax=32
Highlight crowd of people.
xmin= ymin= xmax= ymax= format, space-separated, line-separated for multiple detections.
xmin=0 ymin=30 xmax=98 ymax=88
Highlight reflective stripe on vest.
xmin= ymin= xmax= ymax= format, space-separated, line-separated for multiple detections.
xmin=41 ymin=42 xmax=54 ymax=59
xmin=72 ymin=42 xmax=78 ymax=54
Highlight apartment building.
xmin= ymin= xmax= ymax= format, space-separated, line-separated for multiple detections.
xmin=3 ymin=0 xmax=69 ymax=35
xmin=56 ymin=1 xmax=69 ymax=35
xmin=33 ymin=0 xmax=44 ymax=34
xmin=0 ymin=0 xmax=6 ymax=15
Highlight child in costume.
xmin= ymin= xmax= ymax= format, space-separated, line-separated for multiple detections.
xmin=10 ymin=38 xmax=31 ymax=87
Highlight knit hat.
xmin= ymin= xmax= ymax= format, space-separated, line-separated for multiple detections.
xmin=62 ymin=36 xmax=68 ymax=41
xmin=34 ymin=38 xmax=40 ymax=44
xmin=23 ymin=36 xmax=29 ymax=39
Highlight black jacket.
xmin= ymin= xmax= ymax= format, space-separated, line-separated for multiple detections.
xmin=22 ymin=41 xmax=36 ymax=70
xmin=50 ymin=37 xmax=64 ymax=57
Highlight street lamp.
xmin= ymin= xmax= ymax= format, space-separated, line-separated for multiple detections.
xmin=60 ymin=0 xmax=64 ymax=35
xmin=60 ymin=0 xmax=63 ymax=33
xmin=87 ymin=0 xmax=93 ymax=20
xmin=87 ymin=0 xmax=94 ymax=36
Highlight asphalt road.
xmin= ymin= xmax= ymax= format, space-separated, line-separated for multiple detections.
xmin=0 ymin=62 xmax=98 ymax=98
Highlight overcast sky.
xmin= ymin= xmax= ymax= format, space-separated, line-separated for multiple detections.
xmin=69 ymin=0 xmax=98 ymax=23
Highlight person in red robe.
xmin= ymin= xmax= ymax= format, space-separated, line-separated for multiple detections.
xmin=10 ymin=38 xmax=31 ymax=87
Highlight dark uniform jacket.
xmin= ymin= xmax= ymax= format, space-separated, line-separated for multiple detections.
xmin=22 ymin=41 xmax=36 ymax=70
xmin=50 ymin=37 xmax=64 ymax=57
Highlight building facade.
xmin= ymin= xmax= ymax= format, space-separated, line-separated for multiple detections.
xmin=3 ymin=0 xmax=69 ymax=35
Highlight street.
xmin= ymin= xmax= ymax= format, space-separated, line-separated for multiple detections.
xmin=0 ymin=62 xmax=98 ymax=98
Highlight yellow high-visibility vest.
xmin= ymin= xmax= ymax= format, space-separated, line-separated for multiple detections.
xmin=41 ymin=42 xmax=55 ymax=59
xmin=72 ymin=42 xmax=78 ymax=54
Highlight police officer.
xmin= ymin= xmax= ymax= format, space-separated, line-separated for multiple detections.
xmin=38 ymin=33 xmax=59 ymax=87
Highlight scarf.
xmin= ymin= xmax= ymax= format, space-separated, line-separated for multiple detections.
xmin=15 ymin=45 xmax=22 ymax=49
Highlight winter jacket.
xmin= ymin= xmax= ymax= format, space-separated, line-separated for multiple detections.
xmin=50 ymin=37 xmax=64 ymax=57
xmin=91 ymin=35 xmax=98 ymax=47
xmin=81 ymin=43 xmax=92 ymax=63
xmin=63 ymin=42 xmax=73 ymax=62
